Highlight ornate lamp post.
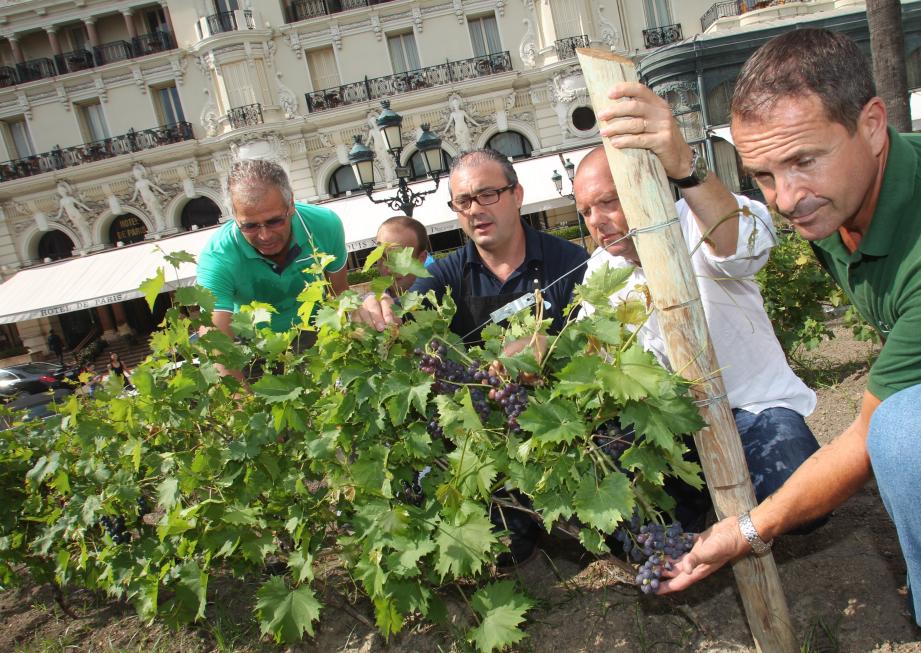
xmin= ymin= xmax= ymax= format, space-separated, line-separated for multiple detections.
xmin=347 ymin=100 xmax=445 ymax=217
xmin=551 ymin=156 xmax=587 ymax=249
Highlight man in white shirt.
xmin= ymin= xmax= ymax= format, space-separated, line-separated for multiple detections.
xmin=578 ymin=82 xmax=820 ymax=511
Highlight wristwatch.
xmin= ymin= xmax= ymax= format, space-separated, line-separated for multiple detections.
xmin=738 ymin=511 xmax=772 ymax=556
xmin=668 ymin=148 xmax=709 ymax=188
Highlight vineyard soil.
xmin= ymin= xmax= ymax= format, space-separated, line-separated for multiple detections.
xmin=2 ymin=324 xmax=920 ymax=653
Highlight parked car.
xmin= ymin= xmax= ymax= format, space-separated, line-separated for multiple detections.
xmin=0 ymin=362 xmax=81 ymax=397
xmin=0 ymin=388 xmax=72 ymax=429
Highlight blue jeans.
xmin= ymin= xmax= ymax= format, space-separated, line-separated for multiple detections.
xmin=867 ymin=383 xmax=921 ymax=626
xmin=670 ymin=407 xmax=822 ymax=533
xmin=734 ymin=407 xmax=821 ymax=503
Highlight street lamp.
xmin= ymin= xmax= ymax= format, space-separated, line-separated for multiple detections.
xmin=551 ymin=155 xmax=587 ymax=249
xmin=347 ymin=100 xmax=445 ymax=217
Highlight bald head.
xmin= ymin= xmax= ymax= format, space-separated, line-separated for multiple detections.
xmin=572 ymin=146 xmax=638 ymax=264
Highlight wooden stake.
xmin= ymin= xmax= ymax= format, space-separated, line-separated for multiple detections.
xmin=576 ymin=47 xmax=796 ymax=653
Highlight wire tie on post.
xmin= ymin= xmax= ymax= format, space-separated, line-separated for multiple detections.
xmin=693 ymin=393 xmax=728 ymax=407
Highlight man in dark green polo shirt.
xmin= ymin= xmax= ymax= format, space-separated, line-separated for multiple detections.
xmin=196 ymin=158 xmax=348 ymax=339
xmin=651 ymin=29 xmax=921 ymax=624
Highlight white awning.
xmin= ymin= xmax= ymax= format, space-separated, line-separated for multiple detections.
xmin=709 ymin=125 xmax=733 ymax=145
xmin=0 ymin=229 xmax=214 ymax=324
xmin=0 ymin=147 xmax=595 ymax=323
xmin=912 ymin=91 xmax=921 ymax=131
xmin=330 ymin=146 xmax=594 ymax=251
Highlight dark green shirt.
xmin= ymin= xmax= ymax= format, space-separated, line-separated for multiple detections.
xmin=812 ymin=128 xmax=921 ymax=400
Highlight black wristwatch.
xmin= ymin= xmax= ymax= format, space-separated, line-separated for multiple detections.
xmin=668 ymin=149 xmax=709 ymax=189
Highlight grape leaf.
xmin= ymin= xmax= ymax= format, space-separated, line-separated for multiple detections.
xmin=256 ymin=576 xmax=322 ymax=643
xmin=175 ymin=285 xmax=216 ymax=312
xmin=468 ymin=580 xmax=533 ymax=653
xmin=252 ymin=375 xmax=303 ymax=404
xmin=434 ymin=504 xmax=496 ymax=578
xmin=553 ymin=356 xmax=602 ymax=397
xmin=517 ymin=398 xmax=586 ymax=445
xmin=374 ymin=595 xmax=404 ymax=639
xmin=573 ymin=472 xmax=634 ymax=533
xmin=139 ymin=267 xmax=165 ymax=310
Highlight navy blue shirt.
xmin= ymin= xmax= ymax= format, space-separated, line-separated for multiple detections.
xmin=410 ymin=221 xmax=589 ymax=336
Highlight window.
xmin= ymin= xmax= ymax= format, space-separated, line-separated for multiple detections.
xmin=66 ymin=24 xmax=88 ymax=51
xmin=409 ymin=149 xmax=452 ymax=181
xmin=154 ymin=84 xmax=186 ymax=125
xmin=215 ymin=0 xmax=239 ymax=12
xmin=468 ymin=14 xmax=501 ymax=57
xmin=328 ymin=165 xmax=361 ymax=197
xmin=221 ymin=60 xmax=260 ymax=108
xmin=79 ymin=101 xmax=110 ymax=143
xmin=307 ymin=47 xmax=340 ymax=91
xmin=644 ymin=0 xmax=673 ymax=27
xmin=486 ymin=132 xmax=533 ymax=160
xmin=388 ymin=32 xmax=420 ymax=74
xmin=3 ymin=116 xmax=35 ymax=159
xmin=145 ymin=6 xmax=168 ymax=34
xmin=550 ymin=0 xmax=584 ymax=39
xmin=37 ymin=230 xmax=75 ymax=261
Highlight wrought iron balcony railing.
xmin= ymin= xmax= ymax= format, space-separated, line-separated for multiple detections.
xmin=701 ymin=1 xmax=741 ymax=31
xmin=0 ymin=122 xmax=194 ymax=183
xmin=0 ymin=32 xmax=176 ymax=88
xmin=285 ymin=0 xmax=397 ymax=23
xmin=555 ymin=35 xmax=589 ymax=60
xmin=305 ymin=51 xmax=512 ymax=113
xmin=642 ymin=23 xmax=683 ymax=49
xmin=226 ymin=103 xmax=264 ymax=129
xmin=206 ymin=10 xmax=255 ymax=34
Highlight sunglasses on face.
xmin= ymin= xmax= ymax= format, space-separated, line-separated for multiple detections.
xmin=237 ymin=216 xmax=290 ymax=233
xmin=447 ymin=183 xmax=516 ymax=212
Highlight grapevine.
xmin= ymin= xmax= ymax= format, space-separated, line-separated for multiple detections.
xmin=0 ymin=247 xmax=706 ymax=652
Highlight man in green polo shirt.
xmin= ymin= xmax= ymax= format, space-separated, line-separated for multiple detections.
xmin=196 ymin=158 xmax=348 ymax=340
xmin=649 ymin=29 xmax=921 ymax=625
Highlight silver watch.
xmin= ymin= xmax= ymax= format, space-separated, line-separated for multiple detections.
xmin=738 ymin=511 xmax=772 ymax=556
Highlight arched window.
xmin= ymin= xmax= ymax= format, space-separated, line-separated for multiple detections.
xmin=37 ymin=230 xmax=74 ymax=261
xmin=108 ymin=214 xmax=148 ymax=245
xmin=328 ymin=165 xmax=361 ymax=197
xmin=908 ymin=47 xmax=921 ymax=89
xmin=181 ymin=197 xmax=222 ymax=230
xmin=486 ymin=131 xmax=533 ymax=160
xmin=408 ymin=149 xmax=453 ymax=181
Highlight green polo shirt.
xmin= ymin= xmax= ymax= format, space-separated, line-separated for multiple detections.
xmin=196 ymin=202 xmax=347 ymax=332
xmin=811 ymin=128 xmax=921 ymax=401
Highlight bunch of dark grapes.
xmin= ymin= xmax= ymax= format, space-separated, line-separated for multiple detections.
xmin=594 ymin=421 xmax=636 ymax=465
xmin=492 ymin=382 xmax=528 ymax=432
xmin=136 ymin=495 xmax=149 ymax=526
xmin=612 ymin=516 xmax=694 ymax=594
xmin=99 ymin=514 xmax=131 ymax=544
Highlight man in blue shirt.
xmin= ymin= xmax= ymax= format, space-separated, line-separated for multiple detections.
xmin=355 ymin=148 xmax=589 ymax=344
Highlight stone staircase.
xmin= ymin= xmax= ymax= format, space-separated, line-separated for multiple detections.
xmin=86 ymin=337 xmax=152 ymax=371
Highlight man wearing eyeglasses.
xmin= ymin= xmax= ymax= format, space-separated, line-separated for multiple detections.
xmin=196 ymin=158 xmax=348 ymax=343
xmin=354 ymin=148 xmax=589 ymax=344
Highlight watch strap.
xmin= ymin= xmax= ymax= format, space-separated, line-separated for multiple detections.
xmin=738 ymin=511 xmax=772 ymax=556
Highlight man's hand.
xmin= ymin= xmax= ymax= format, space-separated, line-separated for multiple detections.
xmin=598 ymin=81 xmax=693 ymax=180
xmin=658 ymin=515 xmax=752 ymax=593
xmin=350 ymin=293 xmax=400 ymax=332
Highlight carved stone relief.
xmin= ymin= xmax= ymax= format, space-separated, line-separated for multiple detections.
xmin=519 ymin=18 xmax=537 ymax=68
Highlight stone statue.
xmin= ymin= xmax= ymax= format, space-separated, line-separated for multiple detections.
xmin=442 ymin=94 xmax=480 ymax=151
xmin=55 ymin=181 xmax=93 ymax=246
xmin=366 ymin=111 xmax=397 ymax=183
xmin=130 ymin=164 xmax=169 ymax=232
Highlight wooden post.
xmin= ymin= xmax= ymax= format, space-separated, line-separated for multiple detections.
xmin=576 ymin=48 xmax=797 ymax=653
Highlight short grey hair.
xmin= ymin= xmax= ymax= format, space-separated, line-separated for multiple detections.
xmin=448 ymin=148 xmax=518 ymax=189
xmin=227 ymin=158 xmax=293 ymax=208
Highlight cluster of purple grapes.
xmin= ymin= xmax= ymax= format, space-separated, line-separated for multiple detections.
xmin=612 ymin=516 xmax=694 ymax=594
xmin=99 ymin=514 xmax=130 ymax=544
xmin=593 ymin=420 xmax=635 ymax=460
xmin=415 ymin=339 xmax=529 ymax=434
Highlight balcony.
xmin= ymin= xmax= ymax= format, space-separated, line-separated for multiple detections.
xmin=226 ymin=103 xmax=264 ymax=129
xmin=701 ymin=1 xmax=741 ymax=31
xmin=642 ymin=23 xmax=683 ymax=49
xmin=0 ymin=122 xmax=194 ymax=183
xmin=305 ymin=51 xmax=513 ymax=113
xmin=285 ymin=0 xmax=397 ymax=23
xmin=198 ymin=9 xmax=255 ymax=38
xmin=555 ymin=35 xmax=589 ymax=61
xmin=0 ymin=32 xmax=176 ymax=88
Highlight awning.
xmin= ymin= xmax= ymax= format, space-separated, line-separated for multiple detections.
xmin=912 ymin=91 xmax=921 ymax=131
xmin=332 ymin=146 xmax=593 ymax=251
xmin=709 ymin=125 xmax=733 ymax=145
xmin=0 ymin=147 xmax=595 ymax=323
xmin=0 ymin=229 xmax=214 ymax=324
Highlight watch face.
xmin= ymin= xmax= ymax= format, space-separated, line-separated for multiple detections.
xmin=693 ymin=152 xmax=709 ymax=182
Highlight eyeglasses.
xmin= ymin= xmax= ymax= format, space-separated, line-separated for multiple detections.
xmin=237 ymin=216 xmax=289 ymax=234
xmin=447 ymin=183 xmax=516 ymax=212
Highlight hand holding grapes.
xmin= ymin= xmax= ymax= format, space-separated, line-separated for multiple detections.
xmin=657 ymin=514 xmax=754 ymax=593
